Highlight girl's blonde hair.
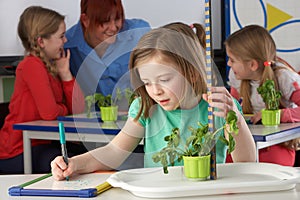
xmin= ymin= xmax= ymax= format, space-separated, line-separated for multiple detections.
xmin=224 ymin=24 xmax=290 ymax=113
xmin=17 ymin=6 xmax=65 ymax=76
xmin=129 ymin=23 xmax=207 ymax=120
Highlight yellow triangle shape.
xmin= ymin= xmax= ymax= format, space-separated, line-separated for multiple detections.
xmin=267 ymin=3 xmax=293 ymax=30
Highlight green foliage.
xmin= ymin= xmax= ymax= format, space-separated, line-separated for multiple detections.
xmin=152 ymin=110 xmax=239 ymax=174
xmin=257 ymin=79 xmax=282 ymax=110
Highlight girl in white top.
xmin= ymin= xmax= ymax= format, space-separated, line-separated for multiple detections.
xmin=225 ymin=24 xmax=300 ymax=166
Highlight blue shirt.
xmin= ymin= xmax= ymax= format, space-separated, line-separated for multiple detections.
xmin=65 ymin=19 xmax=151 ymax=96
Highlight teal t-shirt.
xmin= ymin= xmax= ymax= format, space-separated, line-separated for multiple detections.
xmin=128 ymin=98 xmax=242 ymax=168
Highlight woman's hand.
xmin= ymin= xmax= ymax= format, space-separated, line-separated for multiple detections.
xmin=56 ymin=49 xmax=73 ymax=81
xmin=51 ymin=156 xmax=76 ymax=181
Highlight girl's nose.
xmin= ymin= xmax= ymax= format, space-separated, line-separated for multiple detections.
xmin=152 ymin=83 xmax=163 ymax=95
xmin=227 ymin=60 xmax=232 ymax=67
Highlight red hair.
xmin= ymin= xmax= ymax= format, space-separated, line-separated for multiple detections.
xmin=80 ymin=0 xmax=124 ymax=30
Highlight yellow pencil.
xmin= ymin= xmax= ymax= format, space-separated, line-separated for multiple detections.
xmin=95 ymin=181 xmax=112 ymax=195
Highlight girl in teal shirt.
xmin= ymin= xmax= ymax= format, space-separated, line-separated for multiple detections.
xmin=51 ymin=22 xmax=256 ymax=180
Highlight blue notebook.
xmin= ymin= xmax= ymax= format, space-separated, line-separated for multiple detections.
xmin=8 ymin=173 xmax=113 ymax=198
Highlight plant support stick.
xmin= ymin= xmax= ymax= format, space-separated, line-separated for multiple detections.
xmin=205 ymin=0 xmax=217 ymax=180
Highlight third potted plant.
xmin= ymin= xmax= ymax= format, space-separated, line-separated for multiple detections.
xmin=257 ymin=79 xmax=282 ymax=126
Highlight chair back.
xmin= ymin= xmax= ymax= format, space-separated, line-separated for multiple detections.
xmin=0 ymin=102 xmax=10 ymax=129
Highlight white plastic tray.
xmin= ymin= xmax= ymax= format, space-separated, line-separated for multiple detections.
xmin=107 ymin=163 xmax=300 ymax=198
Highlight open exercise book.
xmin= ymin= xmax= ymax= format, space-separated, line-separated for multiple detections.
xmin=8 ymin=172 xmax=113 ymax=198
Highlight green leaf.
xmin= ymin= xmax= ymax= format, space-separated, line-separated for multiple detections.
xmin=227 ymin=134 xmax=236 ymax=154
xmin=257 ymin=79 xmax=282 ymax=110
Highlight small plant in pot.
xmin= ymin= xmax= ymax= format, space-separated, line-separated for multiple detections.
xmin=85 ymin=88 xmax=123 ymax=122
xmin=85 ymin=88 xmax=137 ymax=122
xmin=152 ymin=110 xmax=239 ymax=180
xmin=257 ymin=79 xmax=282 ymax=126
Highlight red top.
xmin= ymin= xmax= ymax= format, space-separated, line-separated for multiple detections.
xmin=0 ymin=55 xmax=85 ymax=159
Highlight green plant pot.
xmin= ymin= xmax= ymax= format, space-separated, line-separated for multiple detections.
xmin=261 ymin=109 xmax=281 ymax=126
xmin=183 ymin=154 xmax=211 ymax=181
xmin=100 ymin=106 xmax=118 ymax=122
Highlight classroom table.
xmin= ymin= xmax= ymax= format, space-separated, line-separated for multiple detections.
xmin=248 ymin=123 xmax=300 ymax=162
xmin=13 ymin=119 xmax=126 ymax=174
xmin=1 ymin=172 xmax=300 ymax=200
xmin=13 ymin=118 xmax=300 ymax=174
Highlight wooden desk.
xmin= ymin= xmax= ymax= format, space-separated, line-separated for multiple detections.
xmin=14 ymin=119 xmax=300 ymax=174
xmin=1 ymin=172 xmax=300 ymax=200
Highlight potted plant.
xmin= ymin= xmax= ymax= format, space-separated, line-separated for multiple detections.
xmin=257 ymin=79 xmax=282 ymax=126
xmin=152 ymin=110 xmax=239 ymax=180
xmin=85 ymin=88 xmax=136 ymax=122
xmin=85 ymin=88 xmax=122 ymax=121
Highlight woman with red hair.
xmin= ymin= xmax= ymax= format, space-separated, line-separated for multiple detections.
xmin=66 ymin=0 xmax=151 ymax=96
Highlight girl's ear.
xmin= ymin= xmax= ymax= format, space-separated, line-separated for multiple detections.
xmin=249 ymin=59 xmax=259 ymax=71
xmin=80 ymin=13 xmax=90 ymax=28
xmin=36 ymin=37 xmax=45 ymax=48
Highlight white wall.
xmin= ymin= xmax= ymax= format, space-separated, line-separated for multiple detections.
xmin=227 ymin=0 xmax=300 ymax=71
xmin=123 ymin=0 xmax=222 ymax=50
xmin=0 ymin=0 xmax=222 ymax=57
xmin=0 ymin=0 xmax=80 ymax=56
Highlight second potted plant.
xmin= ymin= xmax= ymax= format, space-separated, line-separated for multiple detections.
xmin=85 ymin=88 xmax=123 ymax=122
xmin=85 ymin=88 xmax=136 ymax=122
xmin=152 ymin=110 xmax=239 ymax=180
xmin=257 ymin=79 xmax=282 ymax=126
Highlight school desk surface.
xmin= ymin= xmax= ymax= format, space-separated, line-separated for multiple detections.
xmin=1 ymin=169 xmax=300 ymax=200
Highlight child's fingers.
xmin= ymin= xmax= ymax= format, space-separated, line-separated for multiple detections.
xmin=51 ymin=156 xmax=69 ymax=181
xmin=251 ymin=112 xmax=262 ymax=124
xmin=207 ymin=86 xmax=240 ymax=117
xmin=66 ymin=49 xmax=70 ymax=59
xmin=208 ymin=90 xmax=233 ymax=107
xmin=60 ymin=48 xmax=66 ymax=58
xmin=209 ymin=101 xmax=231 ymax=118
xmin=63 ymin=159 xmax=75 ymax=177
xmin=51 ymin=158 xmax=64 ymax=180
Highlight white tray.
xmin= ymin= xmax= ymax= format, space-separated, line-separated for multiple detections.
xmin=107 ymin=163 xmax=300 ymax=198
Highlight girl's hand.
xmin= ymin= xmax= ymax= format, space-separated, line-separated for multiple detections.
xmin=251 ymin=112 xmax=262 ymax=124
xmin=51 ymin=156 xmax=76 ymax=181
xmin=56 ymin=49 xmax=73 ymax=81
xmin=203 ymin=86 xmax=243 ymax=121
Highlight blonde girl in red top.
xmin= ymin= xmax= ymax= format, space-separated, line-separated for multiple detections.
xmin=0 ymin=6 xmax=85 ymax=174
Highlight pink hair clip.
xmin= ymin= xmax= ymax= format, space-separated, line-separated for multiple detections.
xmin=264 ymin=61 xmax=272 ymax=67
xmin=190 ymin=24 xmax=194 ymax=28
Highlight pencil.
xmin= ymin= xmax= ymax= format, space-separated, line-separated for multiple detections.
xmin=58 ymin=122 xmax=69 ymax=181
xmin=95 ymin=181 xmax=113 ymax=195
xmin=19 ymin=173 xmax=52 ymax=188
